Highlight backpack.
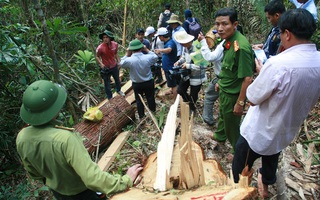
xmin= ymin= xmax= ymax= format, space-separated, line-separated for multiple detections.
xmin=160 ymin=12 xmax=172 ymax=28
xmin=186 ymin=18 xmax=201 ymax=38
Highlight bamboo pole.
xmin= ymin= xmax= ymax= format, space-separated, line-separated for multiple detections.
xmin=122 ymin=0 xmax=128 ymax=46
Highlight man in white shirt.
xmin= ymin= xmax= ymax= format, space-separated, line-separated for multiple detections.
xmin=232 ymin=9 xmax=320 ymax=198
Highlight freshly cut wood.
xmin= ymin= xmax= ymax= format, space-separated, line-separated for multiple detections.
xmin=178 ymin=101 xmax=205 ymax=189
xmin=111 ymin=183 xmax=257 ymax=200
xmin=74 ymin=95 xmax=135 ymax=154
xmin=111 ymin=98 xmax=257 ymax=200
xmin=154 ymin=95 xmax=180 ymax=191
xmin=98 ymin=131 xmax=130 ymax=171
xmin=138 ymin=142 xmax=227 ymax=190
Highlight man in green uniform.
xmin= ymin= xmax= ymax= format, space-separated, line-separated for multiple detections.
xmin=212 ymin=8 xmax=254 ymax=155
xmin=16 ymin=80 xmax=143 ymax=200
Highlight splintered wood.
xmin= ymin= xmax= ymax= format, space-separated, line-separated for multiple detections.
xmin=111 ymin=97 xmax=257 ymax=200
xmin=178 ymin=100 xmax=205 ymax=189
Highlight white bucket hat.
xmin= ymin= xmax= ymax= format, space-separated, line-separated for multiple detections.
xmin=173 ymin=31 xmax=194 ymax=44
xmin=155 ymin=27 xmax=169 ymax=36
xmin=145 ymin=26 xmax=155 ymax=36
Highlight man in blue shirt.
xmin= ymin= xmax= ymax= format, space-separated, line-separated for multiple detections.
xmin=154 ymin=27 xmax=179 ymax=100
xmin=290 ymin=0 xmax=318 ymax=21
xmin=120 ymin=39 xmax=158 ymax=119
xmin=252 ymin=0 xmax=286 ymax=58
xmin=136 ymin=28 xmax=151 ymax=50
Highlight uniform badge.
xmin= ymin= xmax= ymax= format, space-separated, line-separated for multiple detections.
xmin=225 ymin=41 xmax=231 ymax=50
xmin=234 ymin=40 xmax=239 ymax=52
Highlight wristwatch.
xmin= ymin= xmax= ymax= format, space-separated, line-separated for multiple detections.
xmin=238 ymin=100 xmax=245 ymax=106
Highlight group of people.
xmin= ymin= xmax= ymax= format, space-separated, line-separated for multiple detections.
xmin=16 ymin=1 xmax=320 ymax=199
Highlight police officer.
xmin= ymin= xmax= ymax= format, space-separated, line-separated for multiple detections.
xmin=16 ymin=80 xmax=143 ymax=200
xmin=212 ymin=8 xmax=254 ymax=155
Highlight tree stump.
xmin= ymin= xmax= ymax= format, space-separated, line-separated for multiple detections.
xmin=74 ymin=95 xmax=135 ymax=155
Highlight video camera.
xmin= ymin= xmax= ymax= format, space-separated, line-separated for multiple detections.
xmin=169 ymin=66 xmax=191 ymax=79
xmin=151 ymin=57 xmax=162 ymax=72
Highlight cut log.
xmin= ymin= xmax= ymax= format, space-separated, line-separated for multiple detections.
xmin=110 ymin=98 xmax=257 ymax=199
xmin=74 ymin=95 xmax=135 ymax=154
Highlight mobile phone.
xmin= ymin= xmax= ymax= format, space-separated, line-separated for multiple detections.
xmin=253 ymin=49 xmax=267 ymax=64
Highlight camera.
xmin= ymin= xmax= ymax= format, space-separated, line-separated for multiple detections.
xmin=151 ymin=58 xmax=162 ymax=71
xmin=169 ymin=66 xmax=191 ymax=79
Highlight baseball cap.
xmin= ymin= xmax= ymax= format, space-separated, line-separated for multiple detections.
xmin=155 ymin=27 xmax=169 ymax=36
xmin=145 ymin=26 xmax=155 ymax=37
xmin=136 ymin=28 xmax=145 ymax=34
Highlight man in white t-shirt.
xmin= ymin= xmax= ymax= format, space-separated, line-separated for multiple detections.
xmin=232 ymin=9 xmax=320 ymax=198
xmin=145 ymin=26 xmax=164 ymax=83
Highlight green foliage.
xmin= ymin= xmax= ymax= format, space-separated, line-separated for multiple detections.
xmin=74 ymin=50 xmax=96 ymax=68
xmin=311 ymin=22 xmax=320 ymax=50
xmin=157 ymin=106 xmax=167 ymax=129
xmin=43 ymin=17 xmax=88 ymax=36
xmin=0 ymin=179 xmax=50 ymax=199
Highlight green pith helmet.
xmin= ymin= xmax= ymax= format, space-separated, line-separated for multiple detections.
xmin=99 ymin=30 xmax=114 ymax=40
xmin=128 ymin=39 xmax=144 ymax=50
xmin=20 ymin=80 xmax=67 ymax=126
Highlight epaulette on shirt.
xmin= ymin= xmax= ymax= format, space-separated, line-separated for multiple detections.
xmin=234 ymin=40 xmax=239 ymax=52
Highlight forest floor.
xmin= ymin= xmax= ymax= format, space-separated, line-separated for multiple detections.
xmin=107 ymin=83 xmax=320 ymax=200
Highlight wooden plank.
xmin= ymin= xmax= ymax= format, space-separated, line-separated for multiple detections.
xmin=98 ymin=131 xmax=130 ymax=171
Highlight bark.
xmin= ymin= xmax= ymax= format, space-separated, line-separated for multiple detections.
xmin=74 ymin=95 xmax=135 ymax=155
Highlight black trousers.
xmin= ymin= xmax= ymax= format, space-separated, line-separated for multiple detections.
xmin=132 ymin=79 xmax=156 ymax=118
xmin=51 ymin=189 xmax=107 ymax=200
xmin=177 ymin=79 xmax=201 ymax=111
xmin=232 ymin=135 xmax=280 ymax=185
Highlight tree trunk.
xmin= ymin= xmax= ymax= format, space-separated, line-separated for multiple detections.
xmin=122 ymin=0 xmax=128 ymax=46
xmin=74 ymin=95 xmax=135 ymax=155
xmin=32 ymin=0 xmax=62 ymax=84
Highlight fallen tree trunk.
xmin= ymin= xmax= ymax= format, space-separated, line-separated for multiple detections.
xmin=74 ymin=95 xmax=135 ymax=155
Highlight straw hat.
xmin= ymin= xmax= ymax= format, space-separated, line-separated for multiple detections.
xmin=173 ymin=31 xmax=194 ymax=44
xmin=166 ymin=14 xmax=182 ymax=25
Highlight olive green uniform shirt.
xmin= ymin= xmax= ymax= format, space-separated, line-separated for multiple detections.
xmin=219 ymin=31 xmax=254 ymax=94
xmin=16 ymin=124 xmax=132 ymax=195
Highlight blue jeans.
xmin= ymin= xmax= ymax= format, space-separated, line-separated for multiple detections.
xmin=202 ymin=77 xmax=219 ymax=125
xmin=100 ymin=66 xmax=121 ymax=99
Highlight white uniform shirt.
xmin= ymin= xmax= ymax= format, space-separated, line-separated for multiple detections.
xmin=200 ymin=39 xmax=225 ymax=76
xmin=241 ymin=44 xmax=320 ymax=155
